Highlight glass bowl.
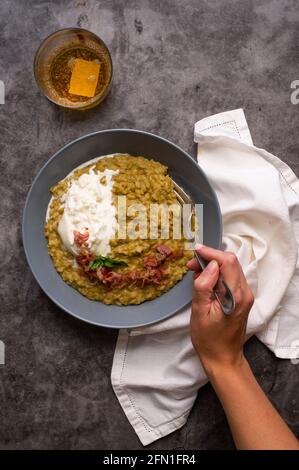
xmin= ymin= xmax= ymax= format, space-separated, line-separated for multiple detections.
xmin=34 ymin=28 xmax=113 ymax=110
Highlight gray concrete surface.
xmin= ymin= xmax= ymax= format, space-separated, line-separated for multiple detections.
xmin=0 ymin=0 xmax=299 ymax=450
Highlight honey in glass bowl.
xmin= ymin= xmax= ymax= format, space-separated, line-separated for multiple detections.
xmin=34 ymin=28 xmax=113 ymax=110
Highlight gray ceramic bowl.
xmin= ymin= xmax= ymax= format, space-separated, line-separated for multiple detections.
xmin=23 ymin=130 xmax=222 ymax=328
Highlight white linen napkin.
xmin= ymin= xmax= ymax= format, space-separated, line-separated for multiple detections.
xmin=111 ymin=109 xmax=299 ymax=446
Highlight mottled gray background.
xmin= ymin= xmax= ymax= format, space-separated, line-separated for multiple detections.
xmin=0 ymin=0 xmax=299 ymax=450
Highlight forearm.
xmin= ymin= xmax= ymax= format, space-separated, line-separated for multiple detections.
xmin=189 ymin=246 xmax=299 ymax=450
xmin=205 ymin=358 xmax=299 ymax=450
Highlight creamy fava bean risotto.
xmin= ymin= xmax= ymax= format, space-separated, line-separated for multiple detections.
xmin=45 ymin=154 xmax=193 ymax=305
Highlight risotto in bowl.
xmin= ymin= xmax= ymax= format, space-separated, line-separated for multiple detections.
xmin=45 ymin=154 xmax=193 ymax=305
xmin=23 ymin=129 xmax=222 ymax=328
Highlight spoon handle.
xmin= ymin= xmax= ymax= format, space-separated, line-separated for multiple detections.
xmin=194 ymin=251 xmax=235 ymax=315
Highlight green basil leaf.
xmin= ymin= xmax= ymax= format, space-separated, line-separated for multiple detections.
xmin=88 ymin=259 xmax=104 ymax=270
xmin=88 ymin=256 xmax=128 ymax=271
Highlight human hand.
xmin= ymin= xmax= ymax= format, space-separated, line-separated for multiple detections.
xmin=187 ymin=245 xmax=254 ymax=375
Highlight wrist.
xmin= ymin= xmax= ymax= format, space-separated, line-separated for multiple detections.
xmin=200 ymin=353 xmax=249 ymax=382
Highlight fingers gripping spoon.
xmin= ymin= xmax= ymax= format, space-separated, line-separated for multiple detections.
xmin=172 ymin=180 xmax=235 ymax=315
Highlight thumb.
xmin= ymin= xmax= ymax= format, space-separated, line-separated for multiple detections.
xmin=193 ymin=260 xmax=219 ymax=308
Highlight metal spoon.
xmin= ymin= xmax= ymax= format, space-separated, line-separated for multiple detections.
xmin=193 ymin=250 xmax=235 ymax=315
xmin=172 ymin=180 xmax=235 ymax=315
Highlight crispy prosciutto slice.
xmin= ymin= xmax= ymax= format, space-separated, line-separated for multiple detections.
xmin=97 ymin=267 xmax=125 ymax=288
xmin=143 ymin=255 xmax=160 ymax=269
xmin=156 ymin=244 xmax=172 ymax=257
xmin=144 ymin=245 xmax=173 ymax=268
xmin=73 ymin=229 xmax=89 ymax=247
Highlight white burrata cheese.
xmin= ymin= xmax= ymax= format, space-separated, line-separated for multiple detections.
xmin=58 ymin=166 xmax=119 ymax=256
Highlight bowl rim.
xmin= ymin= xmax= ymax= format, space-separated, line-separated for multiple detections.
xmin=33 ymin=27 xmax=113 ymax=110
xmin=22 ymin=129 xmax=223 ymax=328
